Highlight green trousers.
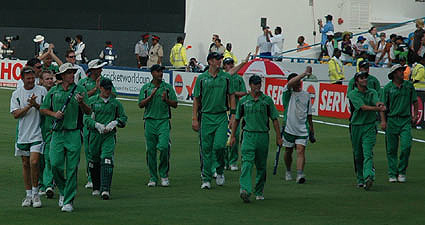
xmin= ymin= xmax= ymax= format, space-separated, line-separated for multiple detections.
xmin=50 ymin=130 xmax=81 ymax=205
xmin=83 ymin=127 xmax=92 ymax=183
xmin=350 ymin=123 xmax=376 ymax=184
xmin=88 ymin=130 xmax=116 ymax=192
xmin=385 ymin=117 xmax=412 ymax=178
xmin=41 ymin=133 xmax=54 ymax=189
xmin=145 ymin=119 xmax=170 ymax=183
xmin=240 ymin=131 xmax=269 ymax=197
xmin=200 ymin=113 xmax=227 ymax=183
xmin=226 ymin=123 xmax=240 ymax=167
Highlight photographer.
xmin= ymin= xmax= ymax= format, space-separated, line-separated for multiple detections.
xmin=186 ymin=58 xmax=205 ymax=72
xmin=0 ymin=40 xmax=8 ymax=59
xmin=33 ymin=35 xmax=49 ymax=57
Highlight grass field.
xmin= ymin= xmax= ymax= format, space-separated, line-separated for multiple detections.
xmin=0 ymin=88 xmax=424 ymax=225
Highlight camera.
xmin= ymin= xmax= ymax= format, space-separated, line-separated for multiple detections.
xmin=317 ymin=19 xmax=322 ymax=25
xmin=4 ymin=35 xmax=19 ymax=42
xmin=65 ymin=37 xmax=76 ymax=46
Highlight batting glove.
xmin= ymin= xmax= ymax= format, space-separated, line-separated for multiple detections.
xmin=95 ymin=122 xmax=106 ymax=134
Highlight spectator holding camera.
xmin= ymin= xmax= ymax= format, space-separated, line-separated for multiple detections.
xmin=33 ymin=35 xmax=50 ymax=57
xmin=186 ymin=58 xmax=205 ymax=73
xmin=319 ymin=15 xmax=334 ymax=49
xmin=255 ymin=26 xmax=272 ymax=58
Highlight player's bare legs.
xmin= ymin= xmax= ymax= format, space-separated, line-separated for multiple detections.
xmin=284 ymin=147 xmax=293 ymax=180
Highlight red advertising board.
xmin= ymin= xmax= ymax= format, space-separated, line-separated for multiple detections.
xmin=318 ymin=83 xmax=350 ymax=119
xmin=265 ymin=78 xmax=287 ymax=111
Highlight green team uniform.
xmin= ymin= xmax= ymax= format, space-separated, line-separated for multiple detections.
xmin=347 ymin=74 xmax=381 ymax=95
xmin=381 ymin=80 xmax=417 ymax=178
xmin=139 ymin=81 xmax=177 ymax=183
xmin=194 ymin=69 xmax=234 ymax=183
xmin=78 ymin=76 xmax=117 ymax=184
xmin=40 ymin=83 xmax=89 ymax=205
xmin=236 ymin=93 xmax=279 ymax=197
xmin=225 ymin=74 xmax=247 ymax=168
xmin=84 ymin=94 xmax=127 ymax=193
xmin=348 ymin=88 xmax=379 ymax=184
xmin=40 ymin=111 xmax=55 ymax=191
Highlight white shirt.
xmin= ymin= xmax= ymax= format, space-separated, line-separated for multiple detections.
xmin=10 ymin=85 xmax=47 ymax=144
xmin=270 ymin=34 xmax=284 ymax=56
xmin=326 ymin=41 xmax=334 ymax=58
xmin=75 ymin=42 xmax=86 ymax=61
xmin=38 ymin=41 xmax=49 ymax=56
xmin=283 ymin=86 xmax=312 ymax=137
xmin=418 ymin=45 xmax=425 ymax=58
xmin=257 ymin=35 xmax=272 ymax=53
xmin=74 ymin=64 xmax=86 ymax=83
xmin=364 ymin=33 xmax=378 ymax=55
xmin=135 ymin=40 xmax=149 ymax=57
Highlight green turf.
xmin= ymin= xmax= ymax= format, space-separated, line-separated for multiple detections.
xmin=0 ymin=88 xmax=424 ymax=225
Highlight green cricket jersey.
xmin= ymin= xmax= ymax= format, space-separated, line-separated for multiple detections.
xmin=231 ymin=74 xmax=247 ymax=105
xmin=381 ymin=80 xmax=417 ymax=117
xmin=348 ymin=88 xmax=379 ymax=125
xmin=236 ymin=93 xmax=279 ymax=132
xmin=84 ymin=94 xmax=128 ymax=131
xmin=41 ymin=83 xmax=88 ymax=131
xmin=77 ymin=76 xmax=117 ymax=97
xmin=138 ymin=81 xmax=177 ymax=120
xmin=193 ymin=69 xmax=235 ymax=113
xmin=347 ymin=74 xmax=381 ymax=95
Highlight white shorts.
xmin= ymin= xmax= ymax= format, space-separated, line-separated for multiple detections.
xmin=15 ymin=142 xmax=43 ymax=157
xmin=282 ymin=131 xmax=308 ymax=148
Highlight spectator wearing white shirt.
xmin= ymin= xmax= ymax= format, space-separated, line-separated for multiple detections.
xmin=135 ymin=33 xmax=150 ymax=68
xmin=364 ymin=26 xmax=378 ymax=62
xmin=73 ymin=34 xmax=87 ymax=64
xmin=267 ymin=26 xmax=284 ymax=61
xmin=255 ymin=26 xmax=272 ymax=58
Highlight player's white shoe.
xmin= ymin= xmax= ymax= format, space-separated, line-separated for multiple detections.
xmin=21 ymin=196 xmax=32 ymax=207
xmin=46 ymin=187 xmax=54 ymax=199
xmin=160 ymin=178 xmax=170 ymax=187
xmin=32 ymin=194 xmax=42 ymax=208
xmin=147 ymin=181 xmax=156 ymax=187
xmin=38 ymin=190 xmax=46 ymax=196
xmin=256 ymin=195 xmax=265 ymax=200
xmin=230 ymin=165 xmax=239 ymax=171
xmin=101 ymin=191 xmax=110 ymax=200
xmin=397 ymin=174 xmax=406 ymax=183
xmin=296 ymin=174 xmax=306 ymax=184
xmin=216 ymin=174 xmax=225 ymax=186
xmin=92 ymin=190 xmax=101 ymax=196
xmin=58 ymin=195 xmax=64 ymax=207
xmin=285 ymin=171 xmax=293 ymax=181
xmin=389 ymin=177 xmax=397 ymax=183
xmin=61 ymin=203 xmax=73 ymax=212
xmin=201 ymin=182 xmax=211 ymax=189
xmin=85 ymin=182 xmax=93 ymax=189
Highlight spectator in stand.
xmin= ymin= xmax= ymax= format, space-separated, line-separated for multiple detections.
xmin=186 ymin=58 xmax=205 ymax=73
xmin=33 ymin=35 xmax=49 ymax=57
xmin=364 ymin=26 xmax=378 ymax=62
xmin=210 ymin=38 xmax=225 ymax=55
xmin=340 ymin=32 xmax=354 ymax=64
xmin=64 ymin=49 xmax=87 ymax=83
xmin=375 ymin=33 xmax=390 ymax=67
xmin=328 ymin=49 xmax=344 ymax=84
xmin=413 ymin=19 xmax=425 ymax=57
xmin=170 ymin=36 xmax=188 ymax=68
xmin=398 ymin=57 xmax=411 ymax=80
xmin=73 ymin=34 xmax=87 ymax=64
xmin=388 ymin=34 xmax=398 ymax=65
xmin=325 ymin=31 xmax=335 ymax=58
xmin=223 ymin=43 xmax=238 ymax=64
xmin=255 ymin=26 xmax=272 ymax=58
xmin=99 ymin=41 xmax=118 ymax=66
xmin=418 ymin=36 xmax=425 ymax=59
xmin=135 ymin=33 xmax=150 ymax=68
xmin=412 ymin=57 xmax=425 ymax=89
xmin=147 ymin=35 xmax=164 ymax=67
xmin=209 ymin=34 xmax=219 ymax=53
xmin=354 ymin=36 xmax=367 ymax=57
xmin=297 ymin=36 xmax=311 ymax=52
xmin=319 ymin=15 xmax=334 ymax=50
xmin=356 ymin=51 xmax=368 ymax=72
xmin=266 ymin=26 xmax=284 ymax=61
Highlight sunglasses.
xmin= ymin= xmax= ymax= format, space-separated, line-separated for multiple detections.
xmin=67 ymin=55 xmax=76 ymax=58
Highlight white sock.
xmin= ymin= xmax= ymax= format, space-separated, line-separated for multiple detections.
xmin=32 ymin=187 xmax=39 ymax=196
xmin=26 ymin=190 xmax=32 ymax=197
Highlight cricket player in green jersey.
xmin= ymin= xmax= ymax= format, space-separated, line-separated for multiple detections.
xmin=40 ymin=63 xmax=91 ymax=212
xmin=39 ymin=70 xmax=56 ymax=198
xmin=78 ymin=59 xmax=117 ymax=189
xmin=380 ymin=64 xmax=419 ymax=183
xmin=348 ymin=72 xmax=386 ymax=190
xmin=192 ymin=52 xmax=236 ymax=189
xmin=84 ymin=79 xmax=127 ymax=200
xmin=222 ymin=54 xmax=249 ymax=171
xmin=230 ymin=75 xmax=282 ymax=203
xmin=139 ymin=64 xmax=177 ymax=187
xmin=347 ymin=60 xmax=381 ymax=95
